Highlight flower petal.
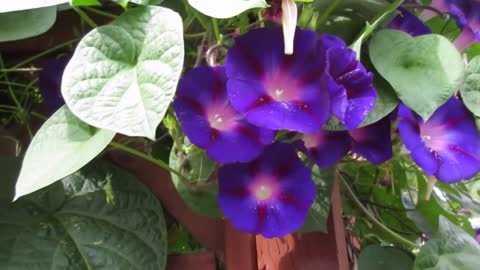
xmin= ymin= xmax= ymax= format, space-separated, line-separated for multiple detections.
xmin=398 ymin=98 xmax=480 ymax=182
xmin=39 ymin=56 xmax=69 ymax=112
xmin=388 ymin=7 xmax=432 ymax=37
xmin=174 ymin=66 xmax=274 ymax=163
xmin=226 ymin=27 xmax=330 ymax=132
xmin=350 ymin=116 xmax=393 ymax=164
xmin=218 ymin=142 xmax=316 ymax=237
xmin=318 ymin=35 xmax=377 ymax=129
xmin=298 ymin=130 xmax=351 ymax=167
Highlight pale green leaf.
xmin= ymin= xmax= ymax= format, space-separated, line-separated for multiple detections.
xmin=15 ymin=106 xmax=115 ymax=199
xmin=1 ymin=160 xmax=167 ymax=269
xmin=369 ymin=30 xmax=464 ymax=120
xmin=414 ymin=216 xmax=480 ymax=270
xmin=0 ymin=0 xmax=67 ymax=13
xmin=187 ymin=0 xmax=268 ymax=19
xmin=62 ymin=6 xmax=184 ymax=139
xmin=0 ymin=7 xmax=57 ymax=42
xmin=358 ymin=245 xmax=414 ymax=270
xmin=461 ymin=56 xmax=480 ymax=117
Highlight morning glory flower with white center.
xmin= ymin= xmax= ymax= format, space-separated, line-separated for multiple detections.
xmin=398 ymin=97 xmax=480 ymax=183
xmin=173 ymin=66 xmax=275 ymax=163
xmin=218 ymin=142 xmax=316 ymax=237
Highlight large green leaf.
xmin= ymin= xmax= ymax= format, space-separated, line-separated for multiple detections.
xmin=461 ymin=56 xmax=480 ymax=117
xmin=15 ymin=106 xmax=115 ymax=199
xmin=414 ymin=216 xmax=480 ymax=270
xmin=187 ymin=0 xmax=268 ymax=19
xmin=0 ymin=160 xmax=167 ymax=269
xmin=312 ymin=0 xmax=389 ymax=43
xmin=0 ymin=7 xmax=57 ymax=42
xmin=0 ymin=156 xmax=21 ymax=205
xmin=61 ymin=6 xmax=184 ymax=139
xmin=169 ymin=146 xmax=221 ymax=218
xmin=0 ymin=0 xmax=67 ymax=13
xmin=369 ymin=30 xmax=464 ymax=120
xmin=358 ymin=245 xmax=414 ymax=270
xmin=298 ymin=166 xmax=335 ymax=233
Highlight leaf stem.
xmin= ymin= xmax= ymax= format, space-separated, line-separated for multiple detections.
xmin=108 ymin=142 xmax=189 ymax=181
xmin=83 ymin=7 xmax=118 ymax=19
xmin=0 ymin=38 xmax=80 ymax=79
xmin=74 ymin=7 xmax=98 ymax=28
xmin=340 ymin=176 xmax=419 ymax=250
xmin=212 ymin=18 xmax=222 ymax=44
xmin=0 ymin=68 xmax=42 ymax=72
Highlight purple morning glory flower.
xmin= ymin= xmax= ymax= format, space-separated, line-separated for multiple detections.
xmin=398 ymin=97 xmax=480 ymax=183
xmin=225 ymin=27 xmax=330 ymax=133
xmin=173 ymin=66 xmax=275 ymax=163
xmin=298 ymin=116 xmax=393 ymax=167
xmin=218 ymin=142 xmax=316 ymax=237
xmin=349 ymin=117 xmax=393 ymax=164
xmin=317 ymin=34 xmax=377 ymax=130
xmin=388 ymin=7 xmax=432 ymax=37
xmin=38 ymin=56 xmax=69 ymax=112
xmin=428 ymin=0 xmax=480 ymax=50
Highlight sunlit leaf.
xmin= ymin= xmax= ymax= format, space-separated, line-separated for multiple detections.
xmin=369 ymin=30 xmax=464 ymax=120
xmin=187 ymin=0 xmax=268 ymax=19
xmin=15 ymin=106 xmax=115 ymax=199
xmin=62 ymin=6 xmax=184 ymax=139
xmin=0 ymin=7 xmax=57 ymax=42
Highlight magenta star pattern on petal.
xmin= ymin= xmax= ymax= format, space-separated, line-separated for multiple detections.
xmin=225 ymin=27 xmax=331 ymax=133
xmin=398 ymin=97 xmax=480 ymax=183
xmin=173 ymin=66 xmax=275 ymax=163
xmin=218 ymin=142 xmax=316 ymax=238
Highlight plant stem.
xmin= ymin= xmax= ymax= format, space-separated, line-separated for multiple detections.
xmin=184 ymin=32 xmax=207 ymax=39
xmin=0 ymin=68 xmax=42 ymax=72
xmin=74 ymin=7 xmax=98 ymax=28
xmin=109 ymin=142 xmax=188 ymax=180
xmin=341 ymin=177 xmax=419 ymax=250
xmin=1 ymin=38 xmax=80 ymax=78
xmin=212 ymin=18 xmax=222 ymax=44
xmin=83 ymin=6 xmax=118 ymax=19
xmin=0 ymin=56 xmax=23 ymax=110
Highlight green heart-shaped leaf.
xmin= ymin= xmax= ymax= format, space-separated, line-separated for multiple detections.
xmin=62 ymin=6 xmax=184 ymax=139
xmin=461 ymin=56 xmax=480 ymax=117
xmin=414 ymin=216 xmax=480 ymax=270
xmin=0 ymin=7 xmax=57 ymax=42
xmin=369 ymin=30 xmax=464 ymax=120
xmin=2 ymin=160 xmax=167 ymax=269
xmin=358 ymin=245 xmax=414 ymax=270
xmin=188 ymin=0 xmax=268 ymax=19
xmin=15 ymin=106 xmax=115 ymax=199
xmin=0 ymin=0 xmax=67 ymax=13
